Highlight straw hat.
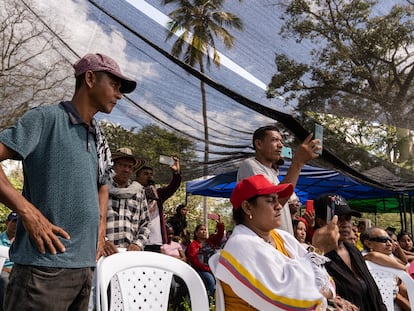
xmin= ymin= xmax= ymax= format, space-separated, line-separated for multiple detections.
xmin=112 ymin=148 xmax=148 ymax=171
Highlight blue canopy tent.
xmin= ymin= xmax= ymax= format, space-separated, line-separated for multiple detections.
xmin=186 ymin=160 xmax=400 ymax=212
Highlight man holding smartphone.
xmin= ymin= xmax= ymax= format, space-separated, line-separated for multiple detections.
xmin=237 ymin=125 xmax=321 ymax=234
xmin=313 ymin=194 xmax=386 ymax=311
xmin=135 ymin=157 xmax=182 ymax=252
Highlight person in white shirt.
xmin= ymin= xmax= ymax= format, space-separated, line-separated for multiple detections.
xmin=237 ymin=125 xmax=321 ymax=234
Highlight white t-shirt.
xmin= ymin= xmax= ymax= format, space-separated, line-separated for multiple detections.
xmin=237 ymin=157 xmax=294 ymax=235
xmin=147 ymin=199 xmax=162 ymax=245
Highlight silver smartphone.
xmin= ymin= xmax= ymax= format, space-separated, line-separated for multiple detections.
xmin=281 ymin=146 xmax=292 ymax=158
xmin=314 ymin=123 xmax=324 ymax=155
xmin=159 ymin=155 xmax=174 ymax=166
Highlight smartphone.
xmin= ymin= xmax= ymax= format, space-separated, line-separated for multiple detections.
xmin=159 ymin=155 xmax=174 ymax=166
xmin=305 ymin=200 xmax=314 ymax=213
xmin=281 ymin=146 xmax=292 ymax=158
xmin=314 ymin=123 xmax=324 ymax=155
xmin=326 ymin=196 xmax=335 ymax=223
xmin=207 ymin=213 xmax=219 ymax=221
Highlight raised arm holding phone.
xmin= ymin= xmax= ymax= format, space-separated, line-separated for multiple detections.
xmin=237 ymin=125 xmax=322 ymax=235
xmin=136 ymin=156 xmax=182 ymax=252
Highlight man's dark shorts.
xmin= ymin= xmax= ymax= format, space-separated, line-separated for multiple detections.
xmin=4 ymin=264 xmax=93 ymax=311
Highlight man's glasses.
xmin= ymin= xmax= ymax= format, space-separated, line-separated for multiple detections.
xmin=368 ymin=236 xmax=392 ymax=243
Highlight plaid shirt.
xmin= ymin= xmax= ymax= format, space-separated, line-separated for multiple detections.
xmin=106 ymin=181 xmax=151 ymax=249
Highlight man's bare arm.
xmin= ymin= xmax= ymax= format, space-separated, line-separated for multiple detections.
xmin=96 ymin=184 xmax=109 ymax=260
xmin=0 ymin=143 xmax=69 ymax=254
xmin=280 ymin=134 xmax=321 ymax=205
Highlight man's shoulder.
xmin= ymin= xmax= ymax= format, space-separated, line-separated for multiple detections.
xmin=237 ymin=157 xmax=258 ymax=180
xmin=238 ymin=157 xmax=257 ymax=167
xmin=0 ymin=231 xmax=10 ymax=245
xmin=28 ymin=103 xmax=63 ymax=114
xmin=12 ymin=104 xmax=62 ymax=123
xmin=237 ymin=157 xmax=278 ymax=183
xmin=0 ymin=230 xmax=8 ymax=239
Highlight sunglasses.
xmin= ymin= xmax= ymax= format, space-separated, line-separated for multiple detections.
xmin=368 ymin=236 xmax=392 ymax=243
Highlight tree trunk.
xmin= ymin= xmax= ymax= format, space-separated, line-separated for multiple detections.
xmin=199 ymin=61 xmax=209 ymax=226
xmin=395 ymin=127 xmax=413 ymax=163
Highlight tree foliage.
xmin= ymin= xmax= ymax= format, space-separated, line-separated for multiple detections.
xmin=0 ymin=0 xmax=72 ymax=130
xmin=268 ymin=0 xmax=414 ymax=126
xmin=267 ymin=0 xmax=414 ymax=167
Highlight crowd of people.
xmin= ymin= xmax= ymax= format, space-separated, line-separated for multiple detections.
xmin=0 ymin=52 xmax=413 ymax=311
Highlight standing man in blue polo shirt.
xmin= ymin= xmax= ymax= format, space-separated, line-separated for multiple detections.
xmin=0 ymin=53 xmax=137 ymax=311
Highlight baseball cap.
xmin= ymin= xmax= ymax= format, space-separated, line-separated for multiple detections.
xmin=73 ymin=53 xmax=137 ymax=93
xmin=230 ymin=175 xmax=294 ymax=209
xmin=7 ymin=212 xmax=17 ymax=221
xmin=314 ymin=194 xmax=362 ymax=218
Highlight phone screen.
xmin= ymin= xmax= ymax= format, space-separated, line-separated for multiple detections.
xmin=207 ymin=213 xmax=219 ymax=221
xmin=326 ymin=197 xmax=335 ymax=223
xmin=314 ymin=123 xmax=324 ymax=155
xmin=159 ymin=155 xmax=174 ymax=166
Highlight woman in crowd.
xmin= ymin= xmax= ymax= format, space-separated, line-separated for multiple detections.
xmin=292 ymin=218 xmax=308 ymax=249
xmin=186 ymin=219 xmax=224 ymax=297
xmin=212 ymin=175 xmax=346 ymax=311
xmin=386 ymin=229 xmax=409 ymax=265
xmin=161 ymin=225 xmax=188 ymax=310
xmin=398 ymin=231 xmax=414 ymax=262
xmin=161 ymin=225 xmax=186 ymax=261
xmin=167 ymin=203 xmax=190 ymax=246
xmin=363 ymin=227 xmax=411 ymax=311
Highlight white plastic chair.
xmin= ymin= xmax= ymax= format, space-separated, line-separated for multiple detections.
xmin=96 ymin=251 xmax=209 ymax=311
xmin=366 ymin=261 xmax=414 ymax=311
xmin=209 ymin=253 xmax=225 ymax=311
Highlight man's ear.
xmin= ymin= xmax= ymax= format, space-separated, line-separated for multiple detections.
xmin=85 ymin=70 xmax=95 ymax=88
xmin=254 ymin=138 xmax=262 ymax=150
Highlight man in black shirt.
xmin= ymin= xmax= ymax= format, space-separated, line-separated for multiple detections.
xmin=313 ymin=194 xmax=386 ymax=311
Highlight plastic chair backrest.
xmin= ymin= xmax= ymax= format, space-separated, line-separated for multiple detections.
xmin=0 ymin=246 xmax=10 ymax=272
xmin=108 ymin=265 xmax=173 ymax=310
xmin=208 ymin=253 xmax=225 ymax=311
xmin=0 ymin=246 xmax=9 ymax=259
xmin=96 ymin=251 xmax=209 ymax=311
xmin=366 ymin=261 xmax=414 ymax=311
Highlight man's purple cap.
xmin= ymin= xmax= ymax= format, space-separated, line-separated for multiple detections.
xmin=73 ymin=53 xmax=137 ymax=94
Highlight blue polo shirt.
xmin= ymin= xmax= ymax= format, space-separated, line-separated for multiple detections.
xmin=0 ymin=102 xmax=100 ymax=268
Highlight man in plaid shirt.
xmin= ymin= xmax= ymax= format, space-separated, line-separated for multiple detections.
xmin=102 ymin=148 xmax=151 ymax=255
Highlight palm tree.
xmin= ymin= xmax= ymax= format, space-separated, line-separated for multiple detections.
xmin=163 ymin=0 xmax=243 ymax=179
